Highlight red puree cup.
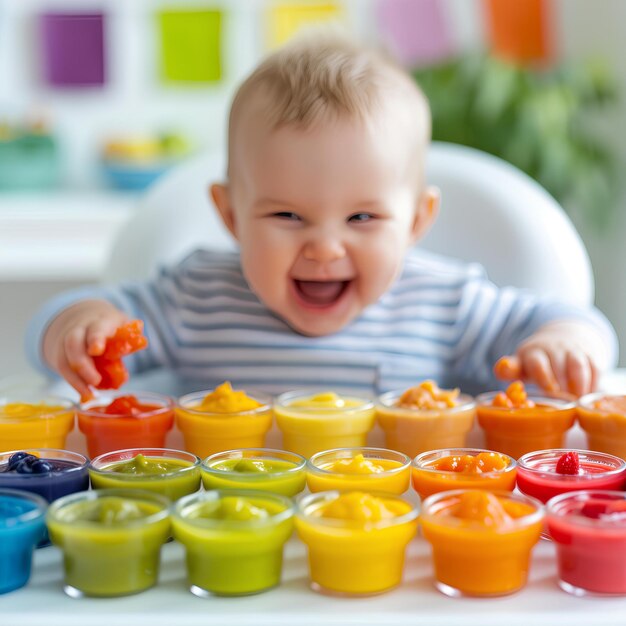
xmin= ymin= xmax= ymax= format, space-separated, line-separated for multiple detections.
xmin=547 ymin=490 xmax=626 ymax=596
xmin=78 ymin=392 xmax=174 ymax=458
xmin=517 ymin=449 xmax=626 ymax=504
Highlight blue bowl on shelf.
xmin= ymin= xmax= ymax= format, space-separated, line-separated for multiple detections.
xmin=101 ymin=159 xmax=174 ymax=191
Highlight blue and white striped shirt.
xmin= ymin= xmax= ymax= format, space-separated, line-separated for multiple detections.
xmin=27 ymin=249 xmax=617 ymax=397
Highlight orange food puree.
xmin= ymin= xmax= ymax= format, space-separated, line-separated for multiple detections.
xmin=445 ymin=491 xmax=532 ymax=527
xmin=430 ymin=452 xmax=508 ymax=474
xmin=196 ymin=382 xmax=262 ymax=414
xmin=492 ymin=381 xmax=535 ymax=409
xmin=324 ymin=454 xmax=390 ymax=475
xmin=397 ymin=381 xmax=459 ymax=409
xmin=593 ymin=395 xmax=626 ymax=414
xmin=315 ymin=492 xmax=409 ymax=522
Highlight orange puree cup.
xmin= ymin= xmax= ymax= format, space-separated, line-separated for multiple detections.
xmin=420 ymin=489 xmax=544 ymax=597
xmin=577 ymin=393 xmax=626 ymax=459
xmin=476 ymin=390 xmax=576 ymax=459
xmin=274 ymin=391 xmax=376 ymax=458
xmin=376 ymin=388 xmax=475 ymax=457
xmin=176 ymin=388 xmax=272 ymax=458
xmin=307 ymin=447 xmax=411 ymax=495
xmin=412 ymin=448 xmax=516 ymax=499
xmin=296 ymin=491 xmax=419 ymax=596
xmin=0 ymin=395 xmax=75 ymax=452
xmin=78 ymin=392 xmax=174 ymax=458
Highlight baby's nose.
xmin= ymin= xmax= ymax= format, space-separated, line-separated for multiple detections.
xmin=302 ymin=234 xmax=346 ymax=263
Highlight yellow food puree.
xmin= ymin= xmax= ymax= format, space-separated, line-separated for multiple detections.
xmin=323 ymin=454 xmax=389 ymax=475
xmin=196 ymin=382 xmax=263 ymax=413
xmin=314 ymin=492 xmax=408 ymax=522
xmin=289 ymin=392 xmax=360 ymax=410
xmin=1 ymin=402 xmax=66 ymax=419
xmin=396 ymin=381 xmax=459 ymax=410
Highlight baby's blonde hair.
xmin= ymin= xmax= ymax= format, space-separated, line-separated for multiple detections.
xmin=228 ymin=33 xmax=431 ymax=182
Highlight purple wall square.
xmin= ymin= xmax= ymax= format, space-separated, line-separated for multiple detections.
xmin=376 ymin=0 xmax=454 ymax=67
xmin=39 ymin=12 xmax=106 ymax=87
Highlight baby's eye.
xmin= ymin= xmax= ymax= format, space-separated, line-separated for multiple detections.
xmin=273 ymin=211 xmax=301 ymax=221
xmin=348 ymin=213 xmax=375 ymax=223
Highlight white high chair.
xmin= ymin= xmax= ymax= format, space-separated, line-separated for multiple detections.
xmin=103 ymin=141 xmax=594 ymax=307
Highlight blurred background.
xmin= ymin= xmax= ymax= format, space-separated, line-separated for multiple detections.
xmin=1 ymin=0 xmax=625 ymax=379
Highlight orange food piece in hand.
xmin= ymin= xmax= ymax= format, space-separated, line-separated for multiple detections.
xmin=93 ymin=320 xmax=148 ymax=390
xmin=492 ymin=381 xmax=535 ymax=409
xmin=493 ymin=356 xmax=518 ymax=379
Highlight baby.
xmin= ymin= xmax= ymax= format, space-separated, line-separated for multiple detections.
xmin=28 ymin=35 xmax=616 ymax=400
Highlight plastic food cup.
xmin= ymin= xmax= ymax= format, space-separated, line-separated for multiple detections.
xmin=476 ymin=392 xmax=576 ymax=459
xmin=89 ymin=448 xmax=201 ymax=501
xmin=577 ymin=393 xmax=626 ymax=460
xmin=411 ymin=448 xmax=517 ymax=499
xmin=172 ymin=489 xmax=294 ymax=596
xmin=376 ymin=390 xmax=475 ymax=458
xmin=420 ymin=489 xmax=544 ymax=597
xmin=201 ymin=448 xmax=306 ymax=497
xmin=47 ymin=488 xmax=171 ymax=597
xmin=78 ymin=392 xmax=174 ymax=458
xmin=176 ymin=390 xmax=272 ymax=458
xmin=0 ymin=395 xmax=75 ymax=451
xmin=547 ymin=490 xmax=626 ymax=596
xmin=0 ymin=488 xmax=47 ymax=594
xmin=274 ymin=390 xmax=376 ymax=458
xmin=307 ymin=447 xmax=411 ymax=495
xmin=296 ymin=490 xmax=419 ymax=596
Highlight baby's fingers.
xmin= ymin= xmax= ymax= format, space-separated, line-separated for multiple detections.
xmin=64 ymin=327 xmax=101 ymax=387
xmin=521 ymin=347 xmax=559 ymax=392
xmin=566 ymin=350 xmax=592 ymax=397
xmin=57 ymin=352 xmax=95 ymax=402
xmin=493 ymin=355 xmax=521 ymax=380
xmin=86 ymin=317 xmax=126 ymax=357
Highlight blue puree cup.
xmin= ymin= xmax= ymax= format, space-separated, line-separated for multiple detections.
xmin=0 ymin=488 xmax=47 ymax=593
xmin=0 ymin=449 xmax=89 ymax=501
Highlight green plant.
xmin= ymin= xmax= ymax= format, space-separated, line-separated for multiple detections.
xmin=414 ymin=54 xmax=620 ymax=229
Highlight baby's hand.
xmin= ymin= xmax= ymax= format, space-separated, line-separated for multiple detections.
xmin=42 ymin=300 xmax=129 ymax=400
xmin=493 ymin=320 xmax=612 ymax=397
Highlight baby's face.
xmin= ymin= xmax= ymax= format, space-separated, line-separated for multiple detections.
xmin=216 ymin=110 xmax=433 ymax=336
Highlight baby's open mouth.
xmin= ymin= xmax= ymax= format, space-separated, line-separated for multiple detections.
xmin=293 ymin=280 xmax=351 ymax=307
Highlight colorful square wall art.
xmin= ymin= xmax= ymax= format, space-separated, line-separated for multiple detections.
xmin=157 ymin=9 xmax=222 ymax=83
xmin=39 ymin=12 xmax=106 ymax=87
xmin=267 ymin=3 xmax=343 ymax=48
xmin=375 ymin=0 xmax=453 ymax=67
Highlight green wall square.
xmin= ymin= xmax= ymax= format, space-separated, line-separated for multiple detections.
xmin=158 ymin=9 xmax=222 ymax=83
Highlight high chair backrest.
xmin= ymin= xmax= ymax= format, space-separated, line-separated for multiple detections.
xmin=103 ymin=142 xmax=594 ymax=307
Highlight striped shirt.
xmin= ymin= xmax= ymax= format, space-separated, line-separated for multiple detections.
xmin=27 ymin=249 xmax=617 ymax=397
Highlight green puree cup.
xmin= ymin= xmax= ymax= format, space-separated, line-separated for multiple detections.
xmin=47 ymin=489 xmax=171 ymax=597
xmin=201 ymin=448 xmax=306 ymax=497
xmin=172 ymin=490 xmax=294 ymax=596
xmin=89 ymin=448 xmax=201 ymax=501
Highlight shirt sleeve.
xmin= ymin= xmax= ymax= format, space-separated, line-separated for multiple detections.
xmin=450 ymin=272 xmax=618 ymax=388
xmin=25 ymin=281 xmax=173 ymax=380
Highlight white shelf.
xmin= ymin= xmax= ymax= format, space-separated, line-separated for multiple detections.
xmin=0 ymin=191 xmax=136 ymax=281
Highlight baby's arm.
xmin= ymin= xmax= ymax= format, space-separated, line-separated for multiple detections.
xmin=42 ymin=299 xmax=129 ymax=399
xmin=494 ymin=319 xmax=614 ymax=396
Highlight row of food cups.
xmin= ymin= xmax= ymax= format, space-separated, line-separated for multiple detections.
xmin=2 ymin=444 xmax=626 ymax=597
xmin=2 ymin=384 xmax=626 ymax=460
xmin=4 ymin=483 xmax=625 ymax=600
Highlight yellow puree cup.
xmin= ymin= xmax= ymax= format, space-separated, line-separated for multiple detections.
xmin=307 ymin=447 xmax=411 ymax=495
xmin=274 ymin=391 xmax=376 ymax=458
xmin=0 ymin=396 xmax=75 ymax=452
xmin=296 ymin=490 xmax=419 ymax=595
xmin=175 ymin=389 xmax=272 ymax=458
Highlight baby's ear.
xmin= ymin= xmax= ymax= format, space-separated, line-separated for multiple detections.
xmin=409 ymin=186 xmax=440 ymax=244
xmin=210 ymin=183 xmax=238 ymax=239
